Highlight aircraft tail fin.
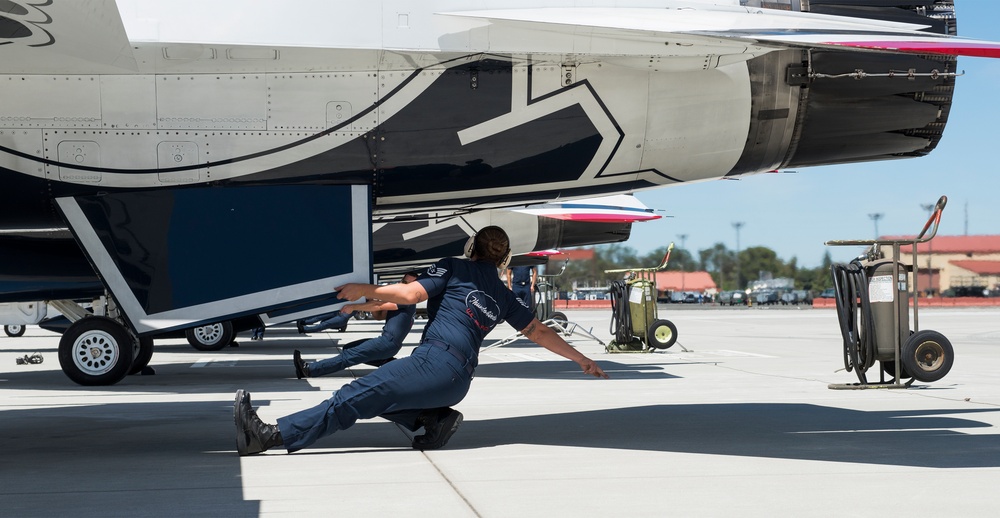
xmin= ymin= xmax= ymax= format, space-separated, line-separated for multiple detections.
xmin=0 ymin=0 xmax=137 ymax=73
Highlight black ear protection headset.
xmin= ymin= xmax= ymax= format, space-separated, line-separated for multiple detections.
xmin=464 ymin=229 xmax=513 ymax=270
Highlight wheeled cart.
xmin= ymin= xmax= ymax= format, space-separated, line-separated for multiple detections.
xmin=825 ymin=196 xmax=954 ymax=389
xmin=604 ymin=243 xmax=681 ymax=353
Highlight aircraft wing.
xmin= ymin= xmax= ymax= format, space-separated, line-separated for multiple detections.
xmin=441 ymin=6 xmax=1000 ymax=59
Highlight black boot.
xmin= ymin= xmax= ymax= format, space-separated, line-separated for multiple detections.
xmin=292 ymin=350 xmax=310 ymax=379
xmin=234 ymin=389 xmax=283 ymax=456
xmin=413 ymin=407 xmax=463 ymax=451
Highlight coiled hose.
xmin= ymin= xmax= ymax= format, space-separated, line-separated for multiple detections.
xmin=830 ymin=261 xmax=878 ymax=384
xmin=608 ymin=280 xmax=633 ymax=345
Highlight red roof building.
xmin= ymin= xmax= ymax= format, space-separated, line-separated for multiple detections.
xmin=883 ymin=235 xmax=1000 ymax=293
xmin=653 ymin=271 xmax=718 ymax=294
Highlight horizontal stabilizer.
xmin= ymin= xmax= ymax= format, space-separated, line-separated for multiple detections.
xmin=513 ymin=195 xmax=660 ymax=224
xmin=442 ymin=6 xmax=1000 ymax=59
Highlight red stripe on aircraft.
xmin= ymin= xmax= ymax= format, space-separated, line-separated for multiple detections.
xmin=829 ymin=41 xmax=1000 ymax=58
xmin=541 ymin=213 xmax=661 ymax=223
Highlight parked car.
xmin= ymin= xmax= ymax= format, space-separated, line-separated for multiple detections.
xmin=780 ymin=290 xmax=811 ymax=305
xmin=754 ymin=290 xmax=779 ymax=305
xmin=817 ymin=288 xmax=836 ymax=298
xmin=942 ymin=286 xmax=988 ymax=297
xmin=718 ymin=290 xmax=747 ymax=306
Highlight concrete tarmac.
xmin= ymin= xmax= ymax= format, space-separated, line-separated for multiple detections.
xmin=2 ymin=307 xmax=1000 ymax=517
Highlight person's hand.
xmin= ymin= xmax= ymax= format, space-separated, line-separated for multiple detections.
xmin=578 ymin=358 xmax=609 ymax=379
xmin=335 ymin=283 xmax=369 ymax=302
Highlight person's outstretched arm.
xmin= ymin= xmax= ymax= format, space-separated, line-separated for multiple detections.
xmin=336 ymin=282 xmax=428 ymax=306
xmin=520 ymin=318 xmax=608 ymax=379
xmin=341 ymin=300 xmax=399 ymax=320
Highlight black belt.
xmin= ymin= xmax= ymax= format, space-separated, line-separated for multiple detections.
xmin=517 ymin=282 xmax=528 ymax=286
xmin=424 ymin=339 xmax=475 ymax=376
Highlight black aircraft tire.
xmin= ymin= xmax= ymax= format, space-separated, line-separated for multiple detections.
xmin=186 ymin=321 xmax=235 ymax=351
xmin=647 ymin=319 xmax=678 ymax=349
xmin=129 ymin=336 xmax=155 ymax=375
xmin=5 ymin=324 xmax=26 ymax=337
xmin=58 ymin=317 xmax=135 ymax=386
xmin=901 ymin=329 xmax=954 ymax=383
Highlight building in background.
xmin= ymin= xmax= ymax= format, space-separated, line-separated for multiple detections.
xmin=891 ymin=235 xmax=1000 ymax=295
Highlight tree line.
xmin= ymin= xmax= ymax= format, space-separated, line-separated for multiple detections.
xmin=554 ymin=243 xmax=835 ymax=292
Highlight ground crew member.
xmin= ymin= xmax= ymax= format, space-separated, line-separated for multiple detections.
xmin=234 ymin=226 xmax=608 ymax=456
xmin=507 ymin=264 xmax=538 ymax=310
xmin=293 ymin=270 xmax=421 ymax=378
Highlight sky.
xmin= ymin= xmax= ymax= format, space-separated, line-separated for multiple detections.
xmin=626 ymin=0 xmax=1000 ymax=268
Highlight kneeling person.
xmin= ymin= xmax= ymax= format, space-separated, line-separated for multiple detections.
xmin=234 ymin=226 xmax=607 ymax=456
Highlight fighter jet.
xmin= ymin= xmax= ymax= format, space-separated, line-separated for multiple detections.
xmin=1 ymin=0 xmax=998 ymax=385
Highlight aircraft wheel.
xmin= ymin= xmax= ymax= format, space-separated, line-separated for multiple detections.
xmin=58 ymin=316 xmax=134 ymax=386
xmin=901 ymin=329 xmax=954 ymax=383
xmin=185 ymin=321 xmax=234 ymax=351
xmin=647 ymin=319 xmax=678 ymax=349
xmin=5 ymin=324 xmax=26 ymax=337
xmin=129 ymin=336 xmax=155 ymax=375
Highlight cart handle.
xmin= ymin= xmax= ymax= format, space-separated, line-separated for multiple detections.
xmin=604 ymin=242 xmax=674 ymax=274
xmin=824 ymin=196 xmax=947 ymax=247
xmin=915 ymin=195 xmax=947 ymax=242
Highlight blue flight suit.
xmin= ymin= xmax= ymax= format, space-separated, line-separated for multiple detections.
xmin=509 ymin=265 xmax=536 ymax=309
xmin=306 ymin=304 xmax=416 ymax=376
xmin=277 ymin=257 xmax=535 ymax=452
xmin=301 ymin=311 xmax=352 ymax=333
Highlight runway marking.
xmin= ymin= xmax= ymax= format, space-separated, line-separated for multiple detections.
xmin=676 ymin=350 xmax=775 ymax=359
xmin=481 ymin=353 xmax=547 ymax=363
xmin=191 ymin=358 xmax=238 ymax=368
xmin=715 ymin=349 xmax=775 ymax=358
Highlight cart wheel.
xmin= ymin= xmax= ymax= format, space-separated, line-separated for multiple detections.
xmin=881 ymin=360 xmax=912 ymax=380
xmin=901 ymin=329 xmax=954 ymax=383
xmin=647 ymin=319 xmax=678 ymax=349
xmin=550 ymin=311 xmax=568 ymax=323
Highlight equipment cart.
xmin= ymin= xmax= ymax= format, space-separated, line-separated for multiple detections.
xmin=825 ymin=196 xmax=954 ymax=389
xmin=605 ymin=243 xmax=680 ymax=353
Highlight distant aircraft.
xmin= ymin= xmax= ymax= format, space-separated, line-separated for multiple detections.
xmin=1 ymin=0 xmax=998 ymax=385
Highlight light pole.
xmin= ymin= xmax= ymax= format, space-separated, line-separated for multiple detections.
xmin=677 ymin=233 xmax=688 ymax=291
xmin=732 ymin=222 xmax=744 ymax=291
xmin=868 ymin=213 xmax=883 ymax=239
